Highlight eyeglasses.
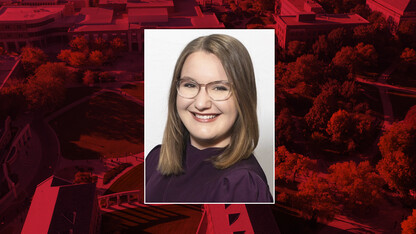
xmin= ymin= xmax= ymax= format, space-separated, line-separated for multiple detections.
xmin=177 ymin=78 xmax=233 ymax=101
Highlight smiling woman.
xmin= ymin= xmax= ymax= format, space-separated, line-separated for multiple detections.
xmin=145 ymin=30 xmax=274 ymax=203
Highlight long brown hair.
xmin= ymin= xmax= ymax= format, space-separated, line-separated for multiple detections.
xmin=158 ymin=34 xmax=259 ymax=175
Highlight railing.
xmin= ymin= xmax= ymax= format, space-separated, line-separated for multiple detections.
xmin=98 ymin=189 xmax=141 ymax=209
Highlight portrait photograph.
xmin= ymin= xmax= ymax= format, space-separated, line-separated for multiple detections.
xmin=144 ymin=29 xmax=275 ymax=204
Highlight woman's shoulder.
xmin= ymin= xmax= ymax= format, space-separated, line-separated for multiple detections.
xmin=146 ymin=145 xmax=162 ymax=159
xmin=146 ymin=145 xmax=161 ymax=172
xmin=211 ymin=156 xmax=273 ymax=202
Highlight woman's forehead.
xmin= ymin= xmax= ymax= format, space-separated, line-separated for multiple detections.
xmin=180 ymin=51 xmax=229 ymax=83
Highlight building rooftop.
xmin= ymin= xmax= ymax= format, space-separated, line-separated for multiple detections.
xmin=287 ymin=0 xmax=322 ymax=12
xmin=126 ymin=0 xmax=173 ymax=8
xmin=21 ymin=0 xmax=57 ymax=3
xmin=0 ymin=5 xmax=65 ymax=22
xmin=71 ymin=16 xmax=128 ymax=31
xmin=279 ymin=13 xmax=369 ymax=26
xmin=128 ymin=7 xmax=168 ymax=23
xmin=77 ymin=7 xmax=113 ymax=25
xmin=369 ymin=0 xmax=416 ymax=15
xmin=22 ymin=176 xmax=97 ymax=234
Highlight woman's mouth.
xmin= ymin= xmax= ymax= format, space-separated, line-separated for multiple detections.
xmin=192 ymin=112 xmax=219 ymax=122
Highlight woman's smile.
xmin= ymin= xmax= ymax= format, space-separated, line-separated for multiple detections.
xmin=191 ymin=112 xmax=220 ymax=122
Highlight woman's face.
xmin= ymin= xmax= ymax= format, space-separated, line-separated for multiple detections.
xmin=177 ymin=51 xmax=238 ymax=149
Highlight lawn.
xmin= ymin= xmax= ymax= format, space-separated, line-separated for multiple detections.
xmin=388 ymin=91 xmax=416 ymax=121
xmin=121 ymin=82 xmax=144 ymax=101
xmin=51 ymin=91 xmax=143 ymax=160
xmin=105 ymin=163 xmax=143 ymax=195
xmin=101 ymin=204 xmax=203 ymax=234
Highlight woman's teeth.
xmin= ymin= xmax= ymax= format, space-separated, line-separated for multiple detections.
xmin=195 ymin=114 xmax=217 ymax=119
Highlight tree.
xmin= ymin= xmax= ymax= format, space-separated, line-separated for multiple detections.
xmin=377 ymin=122 xmax=416 ymax=194
xmin=257 ymin=0 xmax=275 ymax=11
xmin=83 ymin=70 xmax=96 ymax=85
xmin=296 ymin=175 xmax=337 ymax=222
xmin=20 ymin=47 xmax=48 ymax=75
xmin=89 ymin=50 xmax=106 ymax=67
xmin=282 ymin=54 xmax=325 ymax=93
xmin=332 ymin=46 xmax=357 ymax=74
xmin=328 ymin=161 xmax=384 ymax=210
xmin=355 ymin=42 xmax=378 ymax=69
xmin=110 ymin=37 xmax=126 ymax=54
xmin=326 ymin=109 xmax=355 ymax=144
xmin=398 ymin=48 xmax=416 ymax=73
xmin=332 ymin=43 xmax=377 ymax=74
xmin=70 ymin=36 xmax=89 ymax=52
xmin=286 ymin=41 xmax=306 ymax=59
xmin=402 ymin=209 xmax=416 ymax=234
xmin=353 ymin=24 xmax=375 ymax=44
xmin=404 ymin=105 xmax=416 ymax=126
xmin=326 ymin=109 xmax=378 ymax=152
xmin=275 ymin=108 xmax=296 ymax=146
xmin=398 ymin=21 xmax=416 ymax=47
xmin=401 ymin=48 xmax=416 ymax=63
xmin=327 ymin=28 xmax=350 ymax=54
xmin=275 ymin=146 xmax=316 ymax=182
xmin=34 ymin=62 xmax=72 ymax=82
xmin=305 ymin=86 xmax=339 ymax=131
xmin=92 ymin=37 xmax=107 ymax=51
xmin=68 ymin=51 xmax=88 ymax=67
xmin=24 ymin=74 xmax=65 ymax=111
xmin=57 ymin=49 xmax=72 ymax=64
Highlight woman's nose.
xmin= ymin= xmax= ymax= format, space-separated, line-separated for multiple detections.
xmin=194 ymin=87 xmax=212 ymax=110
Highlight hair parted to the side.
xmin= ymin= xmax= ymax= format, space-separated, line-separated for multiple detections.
xmin=158 ymin=34 xmax=259 ymax=175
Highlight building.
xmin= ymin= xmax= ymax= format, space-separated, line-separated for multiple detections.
xmin=70 ymin=0 xmax=224 ymax=52
xmin=22 ymin=176 xmax=101 ymax=234
xmin=0 ymin=5 xmax=75 ymax=51
xmin=280 ymin=0 xmax=325 ymax=15
xmin=275 ymin=13 xmax=369 ymax=48
xmin=366 ymin=0 xmax=416 ymax=30
xmin=0 ymin=0 xmax=224 ymax=52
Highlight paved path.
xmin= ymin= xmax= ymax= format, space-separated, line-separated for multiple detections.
xmin=356 ymin=62 xmax=401 ymax=130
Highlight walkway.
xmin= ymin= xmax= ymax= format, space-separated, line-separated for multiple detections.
xmin=356 ymin=62 xmax=400 ymax=130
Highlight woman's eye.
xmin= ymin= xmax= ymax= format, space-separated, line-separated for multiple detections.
xmin=212 ymin=85 xmax=229 ymax=91
xmin=183 ymin=83 xmax=198 ymax=88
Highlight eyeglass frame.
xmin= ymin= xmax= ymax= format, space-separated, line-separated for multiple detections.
xmin=176 ymin=78 xmax=233 ymax=101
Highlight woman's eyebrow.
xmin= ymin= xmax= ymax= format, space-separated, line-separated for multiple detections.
xmin=179 ymin=76 xmax=196 ymax=81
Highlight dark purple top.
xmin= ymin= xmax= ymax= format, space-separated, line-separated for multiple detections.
xmin=145 ymin=143 xmax=273 ymax=203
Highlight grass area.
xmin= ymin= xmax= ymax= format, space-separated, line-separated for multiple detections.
xmin=58 ymin=86 xmax=100 ymax=110
xmin=105 ymin=163 xmax=143 ymax=195
xmin=101 ymin=204 xmax=202 ymax=234
xmin=388 ymin=91 xmax=416 ymax=121
xmin=51 ymin=91 xmax=143 ymax=160
xmin=121 ymin=83 xmax=144 ymax=100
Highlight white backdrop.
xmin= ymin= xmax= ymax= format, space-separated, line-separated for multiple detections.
xmin=144 ymin=29 xmax=275 ymax=202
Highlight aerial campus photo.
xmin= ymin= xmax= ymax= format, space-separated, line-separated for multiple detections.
xmin=0 ymin=0 xmax=416 ymax=233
